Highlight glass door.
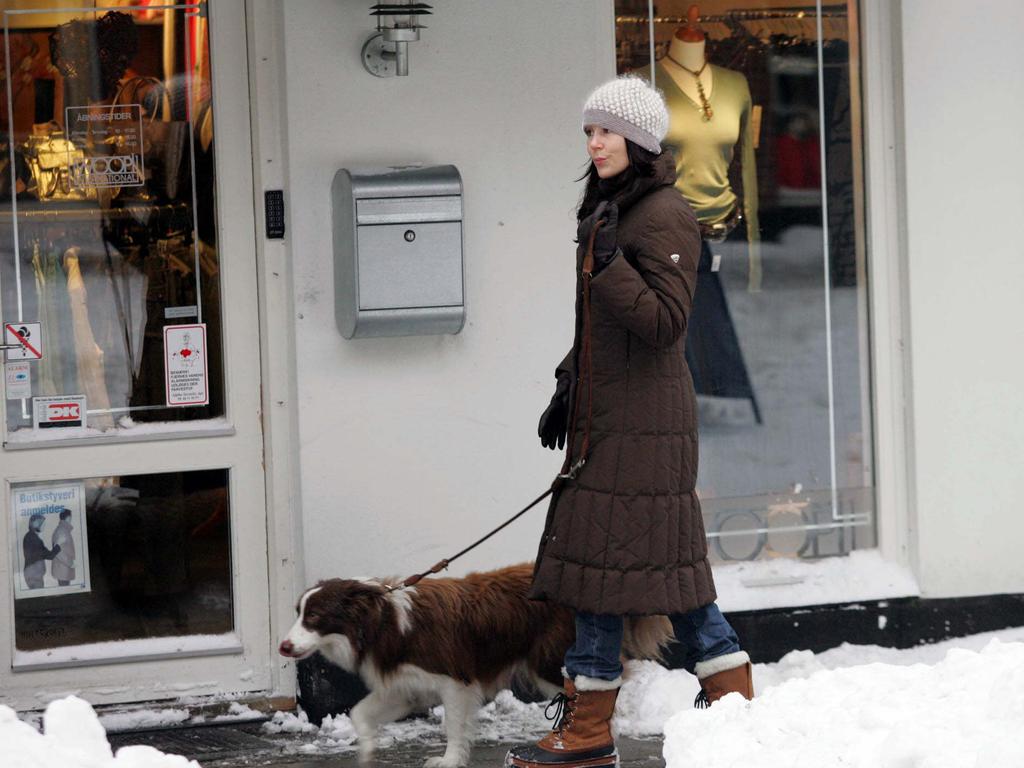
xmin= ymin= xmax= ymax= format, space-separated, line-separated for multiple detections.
xmin=0 ymin=0 xmax=271 ymax=710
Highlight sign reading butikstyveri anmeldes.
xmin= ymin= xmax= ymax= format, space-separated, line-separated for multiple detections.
xmin=11 ymin=483 xmax=91 ymax=600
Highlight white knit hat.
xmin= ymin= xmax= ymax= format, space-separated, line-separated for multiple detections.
xmin=582 ymin=75 xmax=669 ymax=154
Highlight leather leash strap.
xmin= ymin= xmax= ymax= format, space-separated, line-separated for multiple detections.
xmin=389 ymin=222 xmax=603 ymax=592
xmin=561 ymin=220 xmax=599 ymax=478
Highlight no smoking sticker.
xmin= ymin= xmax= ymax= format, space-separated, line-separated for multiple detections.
xmin=164 ymin=324 xmax=209 ymax=407
xmin=4 ymin=322 xmax=42 ymax=360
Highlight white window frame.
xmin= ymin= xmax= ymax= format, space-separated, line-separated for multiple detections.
xmin=860 ymin=0 xmax=916 ymax=574
xmin=628 ymin=0 xmax=917 ymax=603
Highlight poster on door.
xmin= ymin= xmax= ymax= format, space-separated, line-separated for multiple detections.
xmin=11 ymin=482 xmax=91 ymax=600
xmin=164 ymin=323 xmax=209 ymax=407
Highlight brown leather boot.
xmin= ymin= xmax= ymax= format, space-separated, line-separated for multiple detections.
xmin=694 ymin=651 xmax=754 ymax=708
xmin=505 ymin=677 xmax=619 ymax=768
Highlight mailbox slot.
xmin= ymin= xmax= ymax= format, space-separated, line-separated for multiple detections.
xmin=357 ymin=221 xmax=463 ymax=310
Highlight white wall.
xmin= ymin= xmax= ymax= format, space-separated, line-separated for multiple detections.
xmin=900 ymin=1 xmax=1024 ymax=597
xmin=280 ymin=0 xmax=1024 ymax=602
xmin=282 ymin=1 xmax=615 ymax=582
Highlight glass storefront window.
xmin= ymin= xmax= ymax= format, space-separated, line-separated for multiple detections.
xmin=11 ymin=468 xmax=232 ymax=654
xmin=615 ymin=1 xmax=875 ymax=562
xmin=1 ymin=3 xmax=222 ymax=442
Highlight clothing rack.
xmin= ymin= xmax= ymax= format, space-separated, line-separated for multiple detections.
xmin=616 ymin=5 xmax=849 ymax=24
xmin=0 ymin=200 xmax=192 ymax=225
xmin=1 ymin=205 xmax=194 ymax=296
xmin=616 ymin=6 xmax=850 ymax=43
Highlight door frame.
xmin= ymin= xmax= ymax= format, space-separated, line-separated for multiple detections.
xmin=0 ymin=0 xmax=301 ymax=710
xmin=245 ymin=0 xmax=304 ymax=705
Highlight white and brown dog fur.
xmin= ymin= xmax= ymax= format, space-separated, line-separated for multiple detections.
xmin=280 ymin=563 xmax=672 ymax=768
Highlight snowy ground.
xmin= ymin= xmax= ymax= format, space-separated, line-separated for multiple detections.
xmin=264 ymin=626 xmax=1024 ymax=761
xmin=6 ymin=626 xmax=1024 ymax=768
xmin=664 ymin=639 xmax=1024 ymax=768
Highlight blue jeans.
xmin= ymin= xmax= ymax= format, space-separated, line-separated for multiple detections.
xmin=563 ymin=603 xmax=741 ymax=681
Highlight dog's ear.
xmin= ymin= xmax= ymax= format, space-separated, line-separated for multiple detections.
xmin=345 ymin=588 xmax=386 ymax=653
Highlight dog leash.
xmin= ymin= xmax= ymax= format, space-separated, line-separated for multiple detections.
xmin=387 ymin=222 xmax=602 ymax=593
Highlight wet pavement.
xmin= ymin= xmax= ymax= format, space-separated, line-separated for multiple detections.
xmin=107 ymin=719 xmax=666 ymax=768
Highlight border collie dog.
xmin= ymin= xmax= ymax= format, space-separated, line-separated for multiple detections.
xmin=279 ymin=563 xmax=671 ymax=768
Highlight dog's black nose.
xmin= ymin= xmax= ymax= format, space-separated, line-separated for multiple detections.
xmin=279 ymin=640 xmax=294 ymax=656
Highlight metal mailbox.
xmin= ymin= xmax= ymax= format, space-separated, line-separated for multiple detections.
xmin=332 ymin=165 xmax=465 ymax=339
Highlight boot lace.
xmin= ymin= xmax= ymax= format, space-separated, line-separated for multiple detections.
xmin=545 ymin=692 xmax=577 ymax=734
xmin=694 ymin=689 xmax=710 ymax=709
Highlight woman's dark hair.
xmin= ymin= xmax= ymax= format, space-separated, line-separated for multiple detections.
xmin=576 ymin=139 xmax=660 ymax=221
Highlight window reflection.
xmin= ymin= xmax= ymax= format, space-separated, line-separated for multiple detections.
xmin=615 ymin=1 xmax=875 ymax=561
xmin=13 ymin=468 xmax=233 ymax=652
xmin=1 ymin=3 xmax=223 ymax=439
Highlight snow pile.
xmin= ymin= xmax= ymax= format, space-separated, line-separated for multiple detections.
xmin=615 ymin=660 xmax=701 ymax=736
xmin=663 ymin=639 xmax=1024 ymax=768
xmin=1 ymin=696 xmax=199 ymax=768
xmin=98 ymin=707 xmax=191 ymax=733
xmin=211 ymin=702 xmax=263 ymax=723
xmin=318 ymin=712 xmax=360 ymax=745
xmin=475 ymin=690 xmax=550 ymax=742
xmin=618 ymin=624 xmax=1024 ymax=738
xmin=263 ymin=709 xmax=319 ymax=734
xmin=263 ymin=709 xmax=360 ymax=755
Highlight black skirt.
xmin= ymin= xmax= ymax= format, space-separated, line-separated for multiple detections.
xmin=684 ymin=224 xmax=762 ymax=424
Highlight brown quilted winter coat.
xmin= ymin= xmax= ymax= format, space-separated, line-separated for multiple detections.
xmin=530 ymin=151 xmax=716 ymax=616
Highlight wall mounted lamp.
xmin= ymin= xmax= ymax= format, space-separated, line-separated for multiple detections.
xmin=361 ymin=2 xmax=433 ymax=77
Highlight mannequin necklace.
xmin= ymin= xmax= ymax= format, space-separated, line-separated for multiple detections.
xmin=666 ymin=53 xmax=713 ymax=121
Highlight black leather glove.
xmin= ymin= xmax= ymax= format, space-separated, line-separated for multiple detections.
xmin=577 ymin=201 xmax=620 ymax=275
xmin=538 ymin=373 xmax=572 ymax=450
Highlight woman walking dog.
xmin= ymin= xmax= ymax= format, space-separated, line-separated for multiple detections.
xmin=507 ymin=76 xmax=754 ymax=768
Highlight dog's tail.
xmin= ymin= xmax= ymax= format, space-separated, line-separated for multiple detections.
xmin=622 ymin=616 xmax=674 ymax=662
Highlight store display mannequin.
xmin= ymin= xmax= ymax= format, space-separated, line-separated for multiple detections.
xmin=658 ymin=5 xmax=761 ymax=291
xmin=637 ymin=5 xmax=762 ymax=423
xmin=662 ymin=11 xmax=712 ymax=117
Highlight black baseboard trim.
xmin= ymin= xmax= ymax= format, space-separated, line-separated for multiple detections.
xmin=297 ymin=592 xmax=1024 ymax=725
xmin=669 ymin=592 xmax=1024 ymax=668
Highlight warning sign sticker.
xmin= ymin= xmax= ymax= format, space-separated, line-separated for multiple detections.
xmin=4 ymin=322 xmax=43 ymax=360
xmin=6 ymin=361 xmax=31 ymax=400
xmin=164 ymin=324 xmax=209 ymax=407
